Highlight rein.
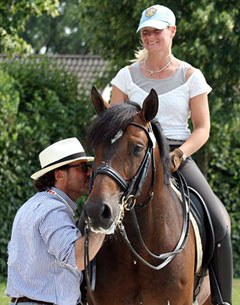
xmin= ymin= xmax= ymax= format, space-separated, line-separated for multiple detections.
xmin=84 ymin=226 xmax=96 ymax=292
xmin=119 ymin=171 xmax=190 ymax=270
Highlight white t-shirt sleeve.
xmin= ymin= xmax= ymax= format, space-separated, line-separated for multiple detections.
xmin=188 ymin=69 xmax=212 ymax=98
xmin=111 ymin=66 xmax=130 ymax=94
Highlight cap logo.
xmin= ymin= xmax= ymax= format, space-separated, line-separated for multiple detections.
xmin=145 ymin=7 xmax=157 ymax=18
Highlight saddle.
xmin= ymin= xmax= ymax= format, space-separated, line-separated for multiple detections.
xmin=188 ymin=186 xmax=215 ymax=270
xmin=173 ymin=172 xmax=215 ymax=301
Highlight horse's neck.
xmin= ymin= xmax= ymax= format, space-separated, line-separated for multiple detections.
xmin=135 ymin=183 xmax=182 ymax=241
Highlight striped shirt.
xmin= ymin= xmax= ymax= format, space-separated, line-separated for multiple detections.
xmin=6 ymin=187 xmax=83 ymax=305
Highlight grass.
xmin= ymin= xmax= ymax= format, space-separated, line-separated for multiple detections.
xmin=1 ymin=278 xmax=240 ymax=304
xmin=0 ymin=281 xmax=8 ymax=305
xmin=233 ymin=278 xmax=240 ymax=305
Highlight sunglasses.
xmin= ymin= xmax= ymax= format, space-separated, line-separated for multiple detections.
xmin=66 ymin=162 xmax=92 ymax=172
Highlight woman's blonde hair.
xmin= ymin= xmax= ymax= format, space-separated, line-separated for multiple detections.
xmin=131 ymin=48 xmax=148 ymax=63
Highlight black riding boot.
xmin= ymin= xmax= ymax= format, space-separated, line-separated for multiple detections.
xmin=209 ymin=229 xmax=232 ymax=305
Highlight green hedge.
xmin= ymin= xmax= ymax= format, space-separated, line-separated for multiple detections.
xmin=0 ymin=58 xmax=95 ymax=276
xmin=208 ymin=119 xmax=240 ymax=277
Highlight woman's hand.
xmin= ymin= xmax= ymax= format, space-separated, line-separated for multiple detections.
xmin=170 ymin=148 xmax=185 ymax=172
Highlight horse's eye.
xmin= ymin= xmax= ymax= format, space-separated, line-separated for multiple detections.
xmin=133 ymin=144 xmax=144 ymax=156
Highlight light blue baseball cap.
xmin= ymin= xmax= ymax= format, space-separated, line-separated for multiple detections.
xmin=137 ymin=5 xmax=176 ymax=32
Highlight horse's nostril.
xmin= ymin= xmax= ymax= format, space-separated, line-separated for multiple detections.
xmin=101 ymin=204 xmax=111 ymax=220
xmin=84 ymin=200 xmax=114 ymax=231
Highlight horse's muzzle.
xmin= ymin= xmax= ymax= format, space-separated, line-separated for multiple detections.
xmin=84 ymin=199 xmax=119 ymax=234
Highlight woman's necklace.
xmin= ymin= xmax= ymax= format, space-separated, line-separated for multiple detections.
xmin=145 ymin=56 xmax=172 ymax=75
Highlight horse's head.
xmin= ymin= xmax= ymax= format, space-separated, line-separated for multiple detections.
xmin=84 ymin=87 xmax=164 ymax=234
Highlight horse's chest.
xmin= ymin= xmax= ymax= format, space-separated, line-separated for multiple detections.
xmin=94 ymin=256 xmax=180 ymax=303
xmin=91 ymin=276 xmax=179 ymax=305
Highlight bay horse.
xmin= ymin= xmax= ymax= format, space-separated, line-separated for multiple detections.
xmin=83 ymin=87 xmax=212 ymax=305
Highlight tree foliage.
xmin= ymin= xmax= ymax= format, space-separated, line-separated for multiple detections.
xmin=0 ymin=0 xmax=60 ymax=54
xmin=21 ymin=0 xmax=90 ymax=54
xmin=0 ymin=58 xmax=95 ymax=276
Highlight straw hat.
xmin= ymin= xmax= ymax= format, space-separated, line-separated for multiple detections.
xmin=31 ymin=137 xmax=94 ymax=180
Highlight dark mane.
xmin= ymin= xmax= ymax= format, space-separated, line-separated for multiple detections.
xmin=87 ymin=102 xmax=140 ymax=148
xmin=87 ymin=102 xmax=170 ymax=183
xmin=151 ymin=120 xmax=171 ymax=184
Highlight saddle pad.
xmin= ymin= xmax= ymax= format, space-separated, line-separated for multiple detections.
xmin=171 ymin=181 xmax=203 ymax=274
xmin=190 ymin=213 xmax=203 ymax=274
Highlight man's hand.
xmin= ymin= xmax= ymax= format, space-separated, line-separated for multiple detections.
xmin=169 ymin=148 xmax=185 ymax=172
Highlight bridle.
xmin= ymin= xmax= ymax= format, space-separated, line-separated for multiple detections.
xmin=84 ymin=121 xmax=190 ymax=289
xmin=96 ymin=122 xmax=156 ymax=211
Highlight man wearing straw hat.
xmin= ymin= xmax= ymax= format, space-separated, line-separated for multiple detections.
xmin=6 ymin=137 xmax=105 ymax=305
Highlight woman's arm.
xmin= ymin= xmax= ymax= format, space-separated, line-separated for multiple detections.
xmin=179 ymin=92 xmax=210 ymax=158
xmin=111 ymin=85 xmax=128 ymax=105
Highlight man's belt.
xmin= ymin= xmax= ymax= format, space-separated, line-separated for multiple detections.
xmin=11 ymin=296 xmax=53 ymax=304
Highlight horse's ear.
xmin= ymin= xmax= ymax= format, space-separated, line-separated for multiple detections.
xmin=91 ymin=86 xmax=111 ymax=114
xmin=140 ymin=89 xmax=159 ymax=122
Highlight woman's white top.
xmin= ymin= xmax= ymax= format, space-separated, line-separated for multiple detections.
xmin=111 ymin=61 xmax=212 ymax=140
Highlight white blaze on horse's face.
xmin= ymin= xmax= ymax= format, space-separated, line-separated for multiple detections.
xmin=111 ymin=130 xmax=123 ymax=144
